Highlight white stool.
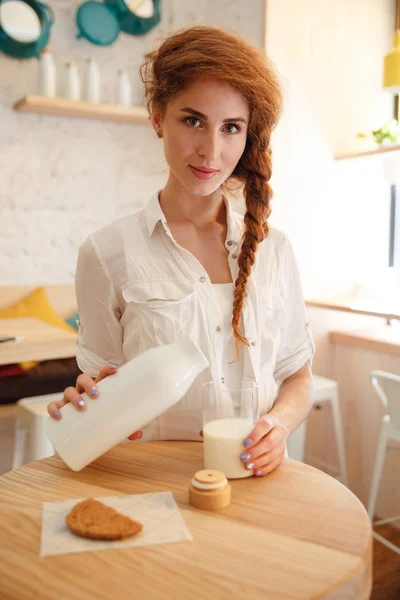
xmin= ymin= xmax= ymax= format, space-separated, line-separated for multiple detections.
xmin=12 ymin=393 xmax=62 ymax=469
xmin=286 ymin=375 xmax=348 ymax=487
xmin=367 ymin=370 xmax=400 ymax=556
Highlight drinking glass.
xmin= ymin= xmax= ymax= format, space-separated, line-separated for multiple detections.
xmin=202 ymin=382 xmax=259 ymax=479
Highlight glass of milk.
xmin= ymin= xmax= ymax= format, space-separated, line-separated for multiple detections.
xmin=202 ymin=382 xmax=259 ymax=479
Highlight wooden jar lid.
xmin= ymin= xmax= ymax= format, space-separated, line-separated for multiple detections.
xmin=194 ymin=470 xmax=227 ymax=487
xmin=189 ymin=469 xmax=231 ymax=510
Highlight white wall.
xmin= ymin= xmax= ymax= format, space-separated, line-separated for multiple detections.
xmin=0 ymin=0 xmax=265 ymax=283
xmin=266 ymin=0 xmax=396 ymax=299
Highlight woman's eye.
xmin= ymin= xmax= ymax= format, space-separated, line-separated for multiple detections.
xmin=185 ymin=116 xmax=201 ymax=128
xmin=224 ymin=123 xmax=240 ymax=134
xmin=183 ymin=117 xmax=241 ymax=134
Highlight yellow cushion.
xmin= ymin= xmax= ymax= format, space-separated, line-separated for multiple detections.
xmin=0 ymin=286 xmax=76 ymax=370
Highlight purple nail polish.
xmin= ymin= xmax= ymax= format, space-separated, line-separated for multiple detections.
xmin=243 ymin=438 xmax=253 ymax=448
xmin=90 ymin=386 xmax=98 ymax=396
xmin=246 ymin=463 xmax=255 ymax=470
xmin=240 ymin=453 xmax=251 ymax=462
xmin=255 ymin=470 xmax=263 ymax=477
xmin=77 ymin=398 xmax=85 ymax=408
xmin=53 ymin=409 xmax=60 ymax=418
xmin=109 ymin=363 xmax=117 ymax=369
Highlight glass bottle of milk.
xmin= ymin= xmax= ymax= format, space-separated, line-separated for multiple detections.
xmin=202 ymin=382 xmax=259 ymax=479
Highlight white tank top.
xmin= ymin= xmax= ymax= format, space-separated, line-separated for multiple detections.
xmin=212 ymin=283 xmax=244 ymax=390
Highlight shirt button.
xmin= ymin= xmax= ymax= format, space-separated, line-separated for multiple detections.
xmin=220 ymin=376 xmax=225 ymax=383
xmin=232 ymin=254 xmax=237 ymax=259
xmin=199 ymin=276 xmax=207 ymax=283
xmin=216 ymin=326 xmax=221 ymax=332
xmin=251 ymin=341 xmax=256 ymax=347
xmin=226 ymin=240 xmax=233 ymax=246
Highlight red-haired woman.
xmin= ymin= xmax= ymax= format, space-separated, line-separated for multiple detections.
xmin=48 ymin=26 xmax=315 ymax=477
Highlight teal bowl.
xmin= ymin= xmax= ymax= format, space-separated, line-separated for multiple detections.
xmin=104 ymin=0 xmax=161 ymax=36
xmin=0 ymin=0 xmax=54 ymax=59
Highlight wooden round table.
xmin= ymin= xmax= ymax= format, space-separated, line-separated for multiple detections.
xmin=0 ymin=442 xmax=372 ymax=600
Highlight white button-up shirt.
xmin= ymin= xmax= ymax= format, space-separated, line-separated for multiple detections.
xmin=75 ymin=192 xmax=314 ymax=441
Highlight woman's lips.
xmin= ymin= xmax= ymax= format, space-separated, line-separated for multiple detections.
xmin=189 ymin=165 xmax=219 ymax=180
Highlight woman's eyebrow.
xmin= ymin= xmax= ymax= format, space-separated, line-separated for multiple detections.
xmin=179 ymin=107 xmax=247 ymax=124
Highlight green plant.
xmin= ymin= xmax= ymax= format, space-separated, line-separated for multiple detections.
xmin=371 ymin=118 xmax=400 ymax=144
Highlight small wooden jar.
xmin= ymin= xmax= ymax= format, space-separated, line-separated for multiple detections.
xmin=189 ymin=469 xmax=231 ymax=510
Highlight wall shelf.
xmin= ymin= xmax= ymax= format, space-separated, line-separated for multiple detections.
xmin=13 ymin=95 xmax=150 ymax=125
xmin=334 ymin=143 xmax=400 ymax=160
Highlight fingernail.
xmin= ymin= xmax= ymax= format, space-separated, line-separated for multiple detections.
xmin=246 ymin=462 xmax=255 ymax=470
xmin=53 ymin=409 xmax=61 ymax=418
xmin=240 ymin=453 xmax=251 ymax=462
xmin=90 ymin=386 xmax=98 ymax=396
xmin=77 ymin=398 xmax=85 ymax=408
xmin=109 ymin=363 xmax=117 ymax=369
xmin=243 ymin=438 xmax=253 ymax=448
xmin=255 ymin=470 xmax=263 ymax=477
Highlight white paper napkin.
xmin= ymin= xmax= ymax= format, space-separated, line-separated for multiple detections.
xmin=40 ymin=491 xmax=192 ymax=557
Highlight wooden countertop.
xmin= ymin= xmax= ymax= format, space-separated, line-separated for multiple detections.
xmin=0 ymin=442 xmax=372 ymax=600
xmin=330 ymin=326 xmax=400 ymax=356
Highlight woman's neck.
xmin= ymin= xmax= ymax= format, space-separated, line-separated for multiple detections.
xmin=159 ymin=177 xmax=226 ymax=230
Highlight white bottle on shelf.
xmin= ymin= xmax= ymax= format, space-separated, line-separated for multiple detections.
xmin=38 ymin=49 xmax=56 ymax=97
xmin=65 ymin=61 xmax=81 ymax=101
xmin=84 ymin=58 xmax=101 ymax=103
xmin=116 ymin=70 xmax=132 ymax=106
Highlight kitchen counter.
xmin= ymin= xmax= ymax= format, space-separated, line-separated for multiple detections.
xmin=330 ymin=326 xmax=400 ymax=356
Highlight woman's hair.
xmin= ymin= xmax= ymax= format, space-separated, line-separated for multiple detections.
xmin=141 ymin=25 xmax=283 ymax=352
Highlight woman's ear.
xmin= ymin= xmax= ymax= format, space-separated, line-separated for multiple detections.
xmin=151 ymin=110 xmax=163 ymax=139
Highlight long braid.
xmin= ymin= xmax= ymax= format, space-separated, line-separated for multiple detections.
xmin=231 ymin=133 xmax=273 ymax=353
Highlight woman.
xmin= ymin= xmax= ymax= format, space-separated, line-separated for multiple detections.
xmin=47 ymin=25 xmax=315 ymax=477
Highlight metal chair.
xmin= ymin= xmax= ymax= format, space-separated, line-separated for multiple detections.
xmin=286 ymin=375 xmax=348 ymax=487
xmin=367 ymin=370 xmax=400 ymax=556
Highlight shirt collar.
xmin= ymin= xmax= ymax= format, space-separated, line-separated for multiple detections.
xmin=145 ymin=191 xmax=167 ymax=236
xmin=145 ymin=190 xmax=243 ymax=245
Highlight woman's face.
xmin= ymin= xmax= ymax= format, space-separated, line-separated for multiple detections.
xmin=153 ymin=79 xmax=249 ymax=197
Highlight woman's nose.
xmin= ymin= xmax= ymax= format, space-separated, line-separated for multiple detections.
xmin=197 ymin=132 xmax=220 ymax=162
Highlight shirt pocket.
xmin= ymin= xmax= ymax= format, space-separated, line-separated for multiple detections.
xmin=258 ymin=284 xmax=284 ymax=332
xmin=121 ymin=279 xmax=197 ymax=348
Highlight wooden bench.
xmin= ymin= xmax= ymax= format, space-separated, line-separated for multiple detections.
xmin=0 ymin=284 xmax=79 ymax=411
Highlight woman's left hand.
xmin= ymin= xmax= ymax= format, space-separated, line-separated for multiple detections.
xmin=239 ymin=415 xmax=289 ymax=477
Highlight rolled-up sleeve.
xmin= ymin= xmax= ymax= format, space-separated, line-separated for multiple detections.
xmin=273 ymin=235 xmax=315 ymax=385
xmin=75 ymin=236 xmax=126 ymax=377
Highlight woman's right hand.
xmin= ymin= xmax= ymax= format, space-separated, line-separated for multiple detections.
xmin=46 ymin=363 xmax=143 ymax=440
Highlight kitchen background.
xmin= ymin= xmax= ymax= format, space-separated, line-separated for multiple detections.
xmin=0 ymin=0 xmax=399 ymax=547
xmin=0 ymin=0 xmax=397 ymax=300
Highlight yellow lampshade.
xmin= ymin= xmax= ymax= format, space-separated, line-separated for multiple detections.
xmin=383 ymin=30 xmax=400 ymax=93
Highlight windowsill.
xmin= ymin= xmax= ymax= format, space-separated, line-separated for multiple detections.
xmin=305 ymin=295 xmax=400 ymax=321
